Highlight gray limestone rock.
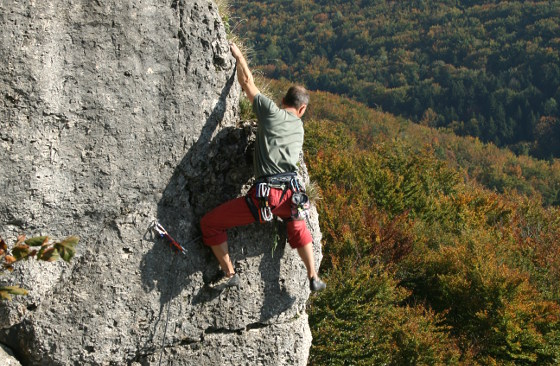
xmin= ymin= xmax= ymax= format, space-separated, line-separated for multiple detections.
xmin=0 ymin=0 xmax=322 ymax=365
xmin=0 ymin=344 xmax=22 ymax=366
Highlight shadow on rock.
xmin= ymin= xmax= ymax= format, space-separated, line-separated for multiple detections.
xmin=258 ymin=225 xmax=297 ymax=322
xmin=140 ymin=70 xmax=240 ymax=305
xmin=140 ymin=69 xmax=299 ymax=334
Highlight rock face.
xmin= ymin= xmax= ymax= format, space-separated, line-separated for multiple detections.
xmin=0 ymin=1 xmax=322 ymax=365
xmin=0 ymin=344 xmax=21 ymax=366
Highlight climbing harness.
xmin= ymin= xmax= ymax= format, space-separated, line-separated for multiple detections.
xmin=245 ymin=172 xmax=310 ymax=223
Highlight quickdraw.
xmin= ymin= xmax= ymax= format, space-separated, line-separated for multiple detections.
xmin=151 ymin=221 xmax=189 ymax=255
xmin=256 ymin=182 xmax=274 ymax=222
xmin=290 ymin=177 xmax=301 ymax=192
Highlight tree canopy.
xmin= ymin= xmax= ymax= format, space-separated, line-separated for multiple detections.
xmin=231 ymin=0 xmax=560 ymax=158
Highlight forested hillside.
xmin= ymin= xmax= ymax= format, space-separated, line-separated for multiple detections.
xmin=230 ymin=0 xmax=560 ymax=158
xmin=303 ymin=86 xmax=560 ymax=207
xmin=260 ymin=80 xmax=560 ymax=365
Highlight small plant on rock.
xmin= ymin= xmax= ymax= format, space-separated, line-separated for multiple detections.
xmin=0 ymin=235 xmax=79 ymax=300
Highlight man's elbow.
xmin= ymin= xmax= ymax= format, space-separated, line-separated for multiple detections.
xmin=239 ymin=75 xmax=254 ymax=89
xmin=240 ymin=82 xmax=259 ymax=103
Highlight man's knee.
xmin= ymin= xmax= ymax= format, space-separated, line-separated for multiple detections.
xmin=200 ymin=213 xmax=226 ymax=247
xmin=287 ymin=219 xmax=313 ymax=249
xmin=289 ymin=240 xmax=311 ymax=249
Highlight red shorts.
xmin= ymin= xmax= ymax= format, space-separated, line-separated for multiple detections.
xmin=200 ymin=186 xmax=312 ymax=249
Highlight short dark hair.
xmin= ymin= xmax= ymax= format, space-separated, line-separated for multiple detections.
xmin=283 ymin=85 xmax=309 ymax=109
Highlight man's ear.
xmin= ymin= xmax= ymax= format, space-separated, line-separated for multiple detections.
xmin=297 ymin=104 xmax=307 ymax=117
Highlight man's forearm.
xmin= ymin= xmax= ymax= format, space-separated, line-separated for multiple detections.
xmin=235 ymin=55 xmax=254 ymax=92
xmin=230 ymin=43 xmax=259 ymax=102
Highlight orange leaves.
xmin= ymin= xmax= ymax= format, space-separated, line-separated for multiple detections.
xmin=309 ymin=264 xmax=461 ymax=366
xmin=405 ymin=217 xmax=560 ymax=362
xmin=313 ymin=13 xmax=329 ymax=23
xmin=299 ymin=79 xmax=560 ymax=364
xmin=0 ymin=235 xmax=79 ymax=265
xmin=371 ymin=210 xmax=414 ymax=265
xmin=1 ymin=234 xmax=80 ymax=300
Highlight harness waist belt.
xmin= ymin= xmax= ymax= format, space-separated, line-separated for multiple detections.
xmin=246 ymin=172 xmax=305 ymax=223
xmin=256 ymin=172 xmax=297 ymax=185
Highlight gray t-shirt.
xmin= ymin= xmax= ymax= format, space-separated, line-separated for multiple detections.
xmin=252 ymin=93 xmax=304 ymax=178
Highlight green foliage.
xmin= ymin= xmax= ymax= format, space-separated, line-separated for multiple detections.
xmin=0 ymin=286 xmax=28 ymax=301
xmin=404 ymin=229 xmax=560 ymax=364
xmin=54 ymin=236 xmax=79 ymax=262
xmin=231 ymin=0 xmax=560 ymax=157
xmin=238 ymin=95 xmax=255 ymax=122
xmin=309 ymin=265 xmax=461 ymax=366
xmin=300 ymin=108 xmax=560 ymax=364
xmin=25 ymin=236 xmax=49 ymax=247
xmin=215 ymin=0 xmax=232 ymax=36
xmin=292 ymin=84 xmax=560 ymax=207
xmin=0 ymin=235 xmax=80 ymax=301
xmin=256 ymin=68 xmax=560 ymax=364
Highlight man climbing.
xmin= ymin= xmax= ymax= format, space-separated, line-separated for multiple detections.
xmin=200 ymin=43 xmax=326 ymax=292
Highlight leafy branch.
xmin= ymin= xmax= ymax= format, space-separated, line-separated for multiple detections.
xmin=0 ymin=235 xmax=79 ymax=300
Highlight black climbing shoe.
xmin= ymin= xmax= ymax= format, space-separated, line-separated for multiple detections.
xmin=309 ymin=276 xmax=326 ymax=292
xmin=210 ymin=273 xmax=240 ymax=291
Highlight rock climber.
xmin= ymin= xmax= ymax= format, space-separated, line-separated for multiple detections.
xmin=200 ymin=43 xmax=326 ymax=292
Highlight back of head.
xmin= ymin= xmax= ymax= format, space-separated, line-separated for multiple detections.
xmin=283 ymin=86 xmax=309 ymax=109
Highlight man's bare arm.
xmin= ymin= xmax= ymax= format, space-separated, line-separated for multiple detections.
xmin=230 ymin=43 xmax=260 ymax=103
